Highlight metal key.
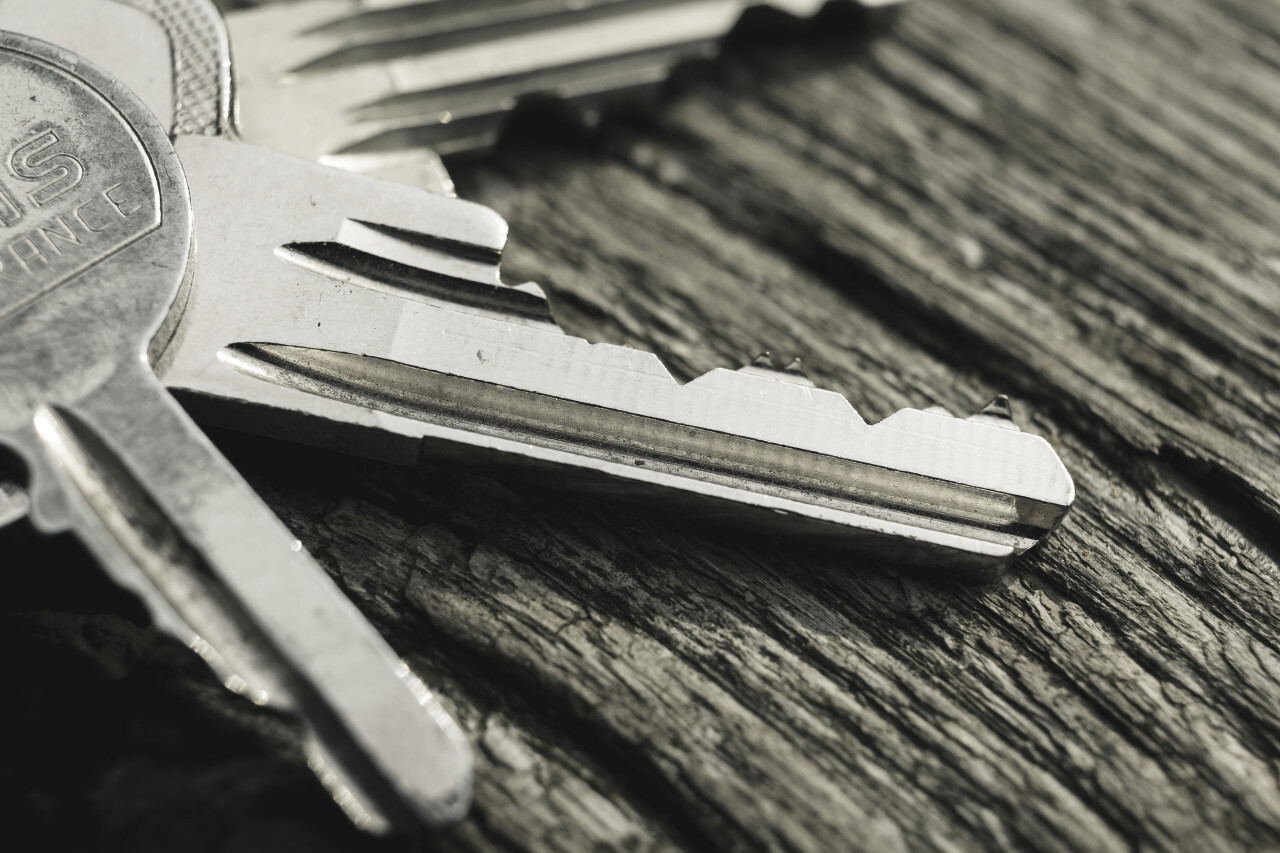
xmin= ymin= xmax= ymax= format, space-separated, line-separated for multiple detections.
xmin=0 ymin=30 xmax=470 ymax=833
xmin=229 ymin=0 xmax=909 ymax=192
xmin=0 ymin=0 xmax=1073 ymax=578
xmin=166 ymin=149 xmax=1074 ymax=578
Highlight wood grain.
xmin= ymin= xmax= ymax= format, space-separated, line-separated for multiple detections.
xmin=5 ymin=1 xmax=1280 ymax=850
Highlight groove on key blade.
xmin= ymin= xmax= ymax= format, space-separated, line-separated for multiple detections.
xmin=151 ymin=132 xmax=1073 ymax=580
xmin=220 ymin=342 xmax=1069 ymax=545
xmin=277 ymin=218 xmax=557 ymax=327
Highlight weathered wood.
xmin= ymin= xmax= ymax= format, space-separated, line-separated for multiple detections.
xmin=5 ymin=0 xmax=1280 ymax=850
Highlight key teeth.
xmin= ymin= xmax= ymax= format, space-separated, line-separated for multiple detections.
xmin=979 ymin=394 xmax=1015 ymax=419
xmin=782 ymin=357 xmax=817 ymax=387
xmin=738 ymin=352 xmax=817 ymax=386
xmin=967 ymin=394 xmax=1021 ymax=430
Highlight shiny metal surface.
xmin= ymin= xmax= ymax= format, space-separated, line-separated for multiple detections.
xmin=0 ymin=0 xmax=1073 ymax=577
xmin=156 ymin=132 xmax=1072 ymax=577
xmin=0 ymin=0 xmax=1074 ymax=841
xmin=229 ymin=0 xmax=908 ymax=192
xmin=0 ymin=27 xmax=471 ymax=834
xmin=0 ymin=0 xmax=232 ymax=136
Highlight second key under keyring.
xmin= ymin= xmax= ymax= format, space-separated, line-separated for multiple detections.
xmin=0 ymin=29 xmax=472 ymax=833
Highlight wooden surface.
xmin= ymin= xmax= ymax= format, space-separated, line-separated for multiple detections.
xmin=6 ymin=0 xmax=1280 ymax=850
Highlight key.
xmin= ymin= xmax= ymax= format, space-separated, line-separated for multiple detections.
xmin=0 ymin=0 xmax=232 ymax=144
xmin=0 ymin=31 xmax=471 ymax=833
xmin=0 ymin=0 xmax=1074 ymax=578
xmin=158 ymin=132 xmax=1072 ymax=579
xmin=227 ymin=0 xmax=910 ymax=192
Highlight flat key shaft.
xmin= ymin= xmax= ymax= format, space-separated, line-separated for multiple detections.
xmin=33 ymin=360 xmax=471 ymax=831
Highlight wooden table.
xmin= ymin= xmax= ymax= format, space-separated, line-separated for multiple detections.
xmin=5 ymin=0 xmax=1280 ymax=849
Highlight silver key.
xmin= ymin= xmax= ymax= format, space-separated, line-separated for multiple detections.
xmin=0 ymin=30 xmax=470 ymax=833
xmin=229 ymin=0 xmax=909 ymax=192
xmin=169 ymin=144 xmax=1071 ymax=578
xmin=0 ymin=0 xmax=1073 ymax=577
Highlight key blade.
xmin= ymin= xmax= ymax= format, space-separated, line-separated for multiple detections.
xmin=222 ymin=343 xmax=1072 ymax=576
xmin=26 ymin=364 xmax=473 ymax=832
xmin=161 ymin=136 xmax=1071 ymax=578
xmin=227 ymin=0 xmax=908 ymax=192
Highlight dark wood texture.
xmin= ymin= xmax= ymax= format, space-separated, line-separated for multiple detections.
xmin=6 ymin=0 xmax=1280 ymax=850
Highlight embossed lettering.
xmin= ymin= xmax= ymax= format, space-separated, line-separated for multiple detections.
xmin=9 ymin=237 xmax=50 ymax=273
xmin=38 ymin=216 xmax=80 ymax=255
xmin=0 ymin=211 xmax=113 ymax=276
xmin=103 ymin=183 xmax=142 ymax=218
xmin=0 ymin=53 xmax=165 ymax=323
xmin=0 ymin=186 xmax=20 ymax=228
xmin=0 ymin=184 xmax=152 ymax=277
xmin=10 ymin=129 xmax=85 ymax=207
xmin=73 ymin=198 xmax=108 ymax=233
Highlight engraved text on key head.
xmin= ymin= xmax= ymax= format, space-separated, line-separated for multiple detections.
xmin=0 ymin=52 xmax=160 ymax=322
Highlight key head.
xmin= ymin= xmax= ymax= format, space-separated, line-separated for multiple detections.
xmin=0 ymin=34 xmax=191 ymax=419
xmin=0 ymin=31 xmax=192 ymax=523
